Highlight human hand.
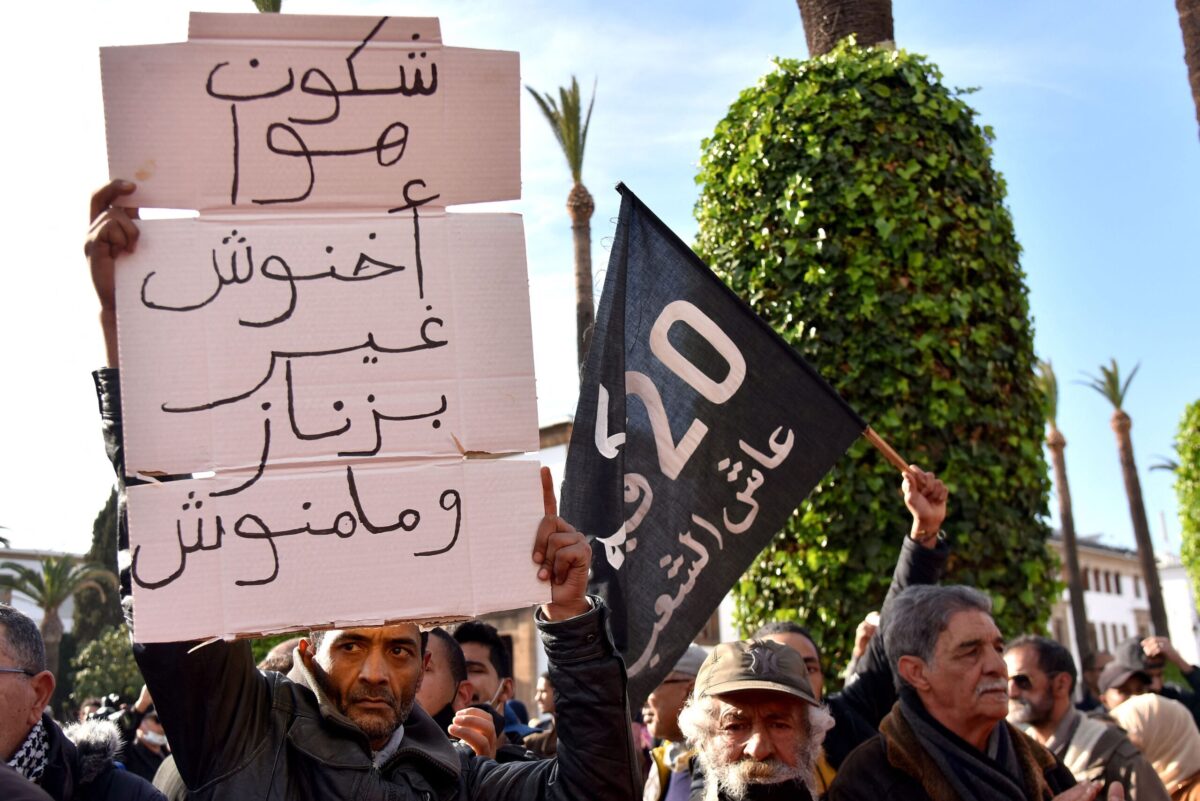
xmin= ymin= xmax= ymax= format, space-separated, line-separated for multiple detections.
xmin=134 ymin=684 xmax=154 ymax=714
xmin=448 ymin=706 xmax=499 ymax=759
xmin=1051 ymin=780 xmax=1122 ymax=801
xmin=1142 ymin=636 xmax=1187 ymax=669
xmin=85 ymin=180 xmax=138 ymax=367
xmin=533 ymin=467 xmax=592 ymax=622
xmin=903 ymin=466 xmax=948 ymax=545
xmin=851 ymin=613 xmax=879 ymax=661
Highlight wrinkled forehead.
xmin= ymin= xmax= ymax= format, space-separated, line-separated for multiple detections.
xmin=715 ymin=690 xmax=806 ymax=721
xmin=316 ymin=623 xmax=421 ymax=658
xmin=1003 ymin=645 xmax=1041 ymax=678
xmin=937 ymin=609 xmax=1002 ymax=652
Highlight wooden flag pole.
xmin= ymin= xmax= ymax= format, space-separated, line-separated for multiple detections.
xmin=863 ymin=426 xmax=915 ymax=477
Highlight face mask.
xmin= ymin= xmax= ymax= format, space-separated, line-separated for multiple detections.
xmin=141 ymin=730 xmax=168 ymax=748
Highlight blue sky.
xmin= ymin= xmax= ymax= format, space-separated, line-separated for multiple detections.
xmin=0 ymin=0 xmax=1195 ymax=559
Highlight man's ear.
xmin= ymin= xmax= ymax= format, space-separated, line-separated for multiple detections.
xmin=1052 ymin=672 xmax=1073 ymax=699
xmin=28 ymin=671 xmax=55 ymax=727
xmin=897 ymin=655 xmax=931 ymax=692
xmin=454 ymin=680 xmax=474 ymax=712
xmin=498 ymin=677 xmax=514 ymax=705
xmin=298 ymin=637 xmax=315 ymax=669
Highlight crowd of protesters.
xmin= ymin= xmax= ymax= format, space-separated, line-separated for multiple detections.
xmin=7 ymin=183 xmax=1200 ymax=800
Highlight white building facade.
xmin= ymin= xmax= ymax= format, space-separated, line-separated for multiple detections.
xmin=1048 ymin=535 xmax=1200 ymax=668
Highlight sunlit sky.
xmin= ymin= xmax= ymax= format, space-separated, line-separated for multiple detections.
xmin=1 ymin=0 xmax=1197 ymax=560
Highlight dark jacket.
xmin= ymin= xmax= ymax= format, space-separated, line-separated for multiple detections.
xmin=1160 ymin=670 xmax=1200 ymax=732
xmin=1 ymin=763 xmax=54 ymax=801
xmin=828 ymin=703 xmax=1076 ymax=801
xmin=95 ymin=368 xmax=640 ymax=800
xmin=36 ymin=715 xmax=165 ymax=801
xmin=823 ymin=536 xmax=950 ymax=769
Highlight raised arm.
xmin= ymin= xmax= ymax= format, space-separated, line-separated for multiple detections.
xmin=462 ymin=470 xmax=640 ymax=799
xmin=89 ymin=182 xmax=275 ymax=788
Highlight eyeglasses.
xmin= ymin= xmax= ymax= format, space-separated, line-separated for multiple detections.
xmin=1010 ymin=671 xmax=1063 ymax=691
xmin=0 ymin=667 xmax=36 ymax=677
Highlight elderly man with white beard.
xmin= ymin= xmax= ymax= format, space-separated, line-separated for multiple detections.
xmin=829 ymin=586 xmax=1123 ymax=801
xmin=677 ymin=640 xmax=834 ymax=801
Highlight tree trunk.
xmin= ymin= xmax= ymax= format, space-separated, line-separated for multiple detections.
xmin=567 ymin=183 xmax=596 ymax=374
xmin=1112 ymin=411 xmax=1170 ymax=635
xmin=40 ymin=607 xmax=63 ymax=678
xmin=1047 ymin=428 xmax=1091 ymax=664
xmin=795 ymin=0 xmax=895 ymax=57
xmin=1179 ymin=0 xmax=1200 ymax=139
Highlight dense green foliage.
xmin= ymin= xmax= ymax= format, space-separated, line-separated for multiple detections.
xmin=74 ymin=489 xmax=124 ymax=644
xmin=694 ymin=39 xmax=1054 ymax=676
xmin=71 ymin=626 xmax=142 ymax=705
xmin=1176 ymin=401 xmax=1200 ymax=592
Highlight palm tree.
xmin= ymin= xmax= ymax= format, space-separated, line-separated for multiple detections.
xmin=252 ymin=0 xmax=281 ymax=11
xmin=526 ymin=77 xmax=597 ymax=373
xmin=1037 ymin=361 xmax=1091 ymax=662
xmin=1082 ymin=360 xmax=1169 ymax=635
xmin=1178 ymin=0 xmax=1200 ymax=139
xmin=0 ymin=555 xmax=117 ymax=677
xmin=795 ymin=0 xmax=895 ymax=56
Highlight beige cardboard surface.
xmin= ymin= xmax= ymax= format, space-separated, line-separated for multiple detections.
xmin=102 ymin=13 xmax=543 ymax=643
xmin=102 ymin=14 xmax=518 ymax=211
xmin=126 ymin=459 xmax=547 ymax=643
xmin=115 ymin=213 xmax=537 ymax=476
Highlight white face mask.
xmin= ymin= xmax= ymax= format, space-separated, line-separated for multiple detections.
xmin=141 ymin=730 xmax=168 ymax=748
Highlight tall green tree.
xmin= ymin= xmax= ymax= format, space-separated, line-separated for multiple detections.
xmin=1175 ymin=400 xmax=1200 ymax=592
xmin=71 ymin=625 xmax=143 ymax=704
xmin=695 ymin=40 xmax=1053 ymax=671
xmin=526 ymin=77 xmax=597 ymax=372
xmin=74 ymin=489 xmax=123 ymax=643
xmin=0 ymin=555 xmax=117 ymax=679
xmin=1082 ymin=360 xmax=1168 ymax=635
xmin=1037 ymin=361 xmax=1089 ymax=660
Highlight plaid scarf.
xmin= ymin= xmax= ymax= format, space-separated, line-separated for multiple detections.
xmin=7 ymin=717 xmax=49 ymax=782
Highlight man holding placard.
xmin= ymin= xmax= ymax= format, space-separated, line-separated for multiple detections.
xmin=87 ymin=180 xmax=639 ymax=800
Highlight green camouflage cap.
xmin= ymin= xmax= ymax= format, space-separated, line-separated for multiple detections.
xmin=695 ymin=640 xmax=818 ymax=706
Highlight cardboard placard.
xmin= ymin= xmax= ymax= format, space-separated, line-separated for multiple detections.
xmin=102 ymin=14 xmax=519 ymax=211
xmin=103 ymin=13 xmax=544 ymax=642
xmin=126 ymin=459 xmax=544 ymax=643
xmin=115 ymin=213 xmax=538 ymax=476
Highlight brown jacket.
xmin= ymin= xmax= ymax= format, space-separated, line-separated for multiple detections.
xmin=828 ymin=703 xmax=1076 ymax=801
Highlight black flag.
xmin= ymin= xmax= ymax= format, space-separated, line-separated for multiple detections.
xmin=561 ymin=185 xmax=866 ymax=707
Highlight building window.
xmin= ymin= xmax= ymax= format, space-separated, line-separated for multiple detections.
xmin=1121 ymin=624 xmax=1129 ymax=641
xmin=1100 ymin=622 xmax=1110 ymax=652
xmin=1052 ymin=616 xmax=1067 ymax=645
xmin=1083 ymin=570 xmax=1090 ymax=591
xmin=1104 ymin=572 xmax=1113 ymax=594
xmin=1135 ymin=576 xmax=1142 ymax=598
xmin=1088 ymin=623 xmax=1098 ymax=652
xmin=1095 ymin=569 xmax=1103 ymax=592
xmin=1115 ymin=573 xmax=1122 ymax=595
xmin=1112 ymin=623 xmax=1121 ymax=648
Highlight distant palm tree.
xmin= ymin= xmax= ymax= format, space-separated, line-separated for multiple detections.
xmin=1037 ymin=361 xmax=1090 ymax=661
xmin=526 ymin=77 xmax=597 ymax=374
xmin=0 ymin=556 xmax=117 ymax=677
xmin=252 ymin=0 xmax=281 ymax=11
xmin=1082 ymin=360 xmax=1169 ymax=635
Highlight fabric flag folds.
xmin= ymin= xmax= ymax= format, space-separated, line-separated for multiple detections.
xmin=561 ymin=184 xmax=866 ymax=707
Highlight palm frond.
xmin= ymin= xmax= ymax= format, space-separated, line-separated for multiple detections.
xmin=1078 ymin=358 xmax=1140 ymax=411
xmin=525 ymin=76 xmax=597 ymax=183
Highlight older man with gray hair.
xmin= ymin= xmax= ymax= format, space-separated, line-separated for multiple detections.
xmin=677 ymin=639 xmax=834 ymax=801
xmin=828 ymin=586 xmax=1118 ymax=801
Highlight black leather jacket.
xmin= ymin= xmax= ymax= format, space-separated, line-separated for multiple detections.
xmin=95 ymin=368 xmax=640 ymax=800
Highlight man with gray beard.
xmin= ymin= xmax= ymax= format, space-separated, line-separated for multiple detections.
xmin=829 ymin=586 xmax=1119 ymax=801
xmin=678 ymin=640 xmax=834 ymax=801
